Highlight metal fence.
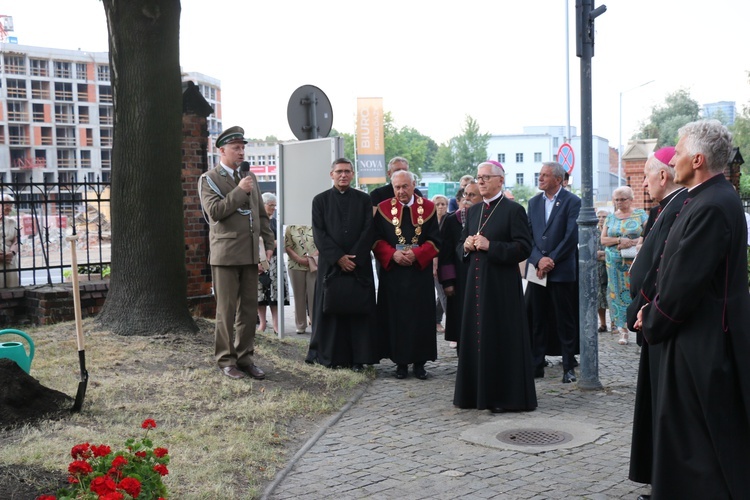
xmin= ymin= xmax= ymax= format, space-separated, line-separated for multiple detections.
xmin=1 ymin=179 xmax=111 ymax=287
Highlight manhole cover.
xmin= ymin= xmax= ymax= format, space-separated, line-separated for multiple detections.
xmin=496 ymin=428 xmax=573 ymax=446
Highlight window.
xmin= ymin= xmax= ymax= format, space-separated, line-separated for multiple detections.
xmin=54 ymin=61 xmax=72 ymax=78
xmin=78 ymin=106 xmax=90 ymax=124
xmin=100 ymin=128 xmax=112 ymax=147
xmin=3 ymin=55 xmax=25 ymax=74
xmin=101 ymin=171 xmax=111 ymax=182
xmin=515 ymin=153 xmax=524 ymax=163
xmin=56 ymin=127 xmax=76 ymax=147
xmin=7 ymin=79 xmax=26 ymax=99
xmin=99 ymin=85 xmax=113 ymax=103
xmin=57 ymin=149 xmax=76 ymax=168
xmin=534 ymin=173 xmax=540 ymax=186
xmin=34 ymin=150 xmax=47 ymax=168
xmin=81 ymin=150 xmax=92 ymax=168
xmin=258 ymin=155 xmax=266 ymax=165
xmin=247 ymin=156 xmax=256 ymax=166
xmin=32 ymin=103 xmax=45 ymax=122
xmin=97 ymin=65 xmax=110 ymax=81
xmin=99 ymin=106 xmax=113 ymax=125
xmin=268 ymin=155 xmax=276 ymax=164
xmin=76 ymin=63 xmax=88 ymax=80
xmin=40 ymin=127 xmax=53 ymax=145
xmin=30 ymin=58 xmax=48 ymax=76
xmin=553 ymin=137 xmax=559 ymax=148
xmin=8 ymin=125 xmax=28 ymax=145
xmin=77 ymin=84 xmax=89 ymax=101
xmin=7 ymin=101 xmax=28 ymax=122
xmin=101 ymin=150 xmax=112 ymax=169
xmin=31 ymin=80 xmax=50 ymax=99
xmin=54 ymin=82 xmax=74 ymax=101
xmin=54 ymin=104 xmax=75 ymax=123
xmin=534 ymin=152 xmax=542 ymax=162
xmin=497 ymin=153 xmax=505 ymax=163
xmin=516 ymin=173 xmax=524 ymax=185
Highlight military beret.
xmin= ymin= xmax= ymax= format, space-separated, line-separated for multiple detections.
xmin=216 ymin=126 xmax=248 ymax=148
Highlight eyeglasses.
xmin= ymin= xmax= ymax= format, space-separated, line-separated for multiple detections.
xmin=475 ymin=175 xmax=502 ymax=183
xmin=613 ymin=198 xmax=632 ymax=202
xmin=462 ymin=192 xmax=479 ymax=198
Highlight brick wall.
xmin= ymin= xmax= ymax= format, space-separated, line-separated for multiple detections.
xmin=181 ymin=110 xmax=214 ymax=318
xmin=0 ymin=281 xmax=108 ymax=327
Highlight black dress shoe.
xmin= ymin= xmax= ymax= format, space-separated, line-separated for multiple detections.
xmin=396 ymin=364 xmax=408 ymax=379
xmin=490 ymin=407 xmax=505 ymax=413
xmin=219 ymin=366 xmax=246 ymax=380
xmin=413 ymin=364 xmax=428 ymax=380
xmin=534 ymin=365 xmax=544 ymax=379
xmin=352 ymin=364 xmax=364 ymax=373
xmin=240 ymin=364 xmax=266 ymax=380
xmin=562 ymin=369 xmax=577 ymax=383
xmin=636 ymin=495 xmax=651 ymax=500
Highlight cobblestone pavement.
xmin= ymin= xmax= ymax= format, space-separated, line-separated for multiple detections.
xmin=266 ymin=318 xmax=650 ymax=500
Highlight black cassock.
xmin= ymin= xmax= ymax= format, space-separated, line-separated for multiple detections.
xmin=453 ymin=197 xmax=537 ymax=411
xmin=305 ymin=187 xmax=382 ymax=367
xmin=373 ymin=197 xmax=440 ymax=365
xmin=626 ymin=187 xmax=687 ymax=485
xmin=641 ymin=174 xmax=750 ymax=499
xmin=438 ymin=209 xmax=469 ymax=343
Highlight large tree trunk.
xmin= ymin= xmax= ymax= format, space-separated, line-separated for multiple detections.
xmin=98 ymin=0 xmax=197 ymax=335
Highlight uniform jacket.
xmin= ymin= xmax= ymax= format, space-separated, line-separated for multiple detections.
xmin=527 ymin=188 xmax=581 ymax=282
xmin=200 ymin=165 xmax=274 ymax=266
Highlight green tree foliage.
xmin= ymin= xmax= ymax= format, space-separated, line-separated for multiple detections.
xmin=509 ymin=184 xmax=537 ymax=209
xmin=383 ymin=112 xmax=437 ymax=178
xmin=638 ymin=89 xmax=701 ymax=147
xmin=433 ymin=116 xmax=490 ymax=181
xmin=730 ymin=72 xmax=750 ymax=197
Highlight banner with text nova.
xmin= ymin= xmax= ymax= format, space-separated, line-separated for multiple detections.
xmin=356 ymin=97 xmax=385 ymax=184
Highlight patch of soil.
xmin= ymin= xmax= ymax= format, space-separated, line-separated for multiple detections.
xmin=0 ymin=359 xmax=73 ymax=430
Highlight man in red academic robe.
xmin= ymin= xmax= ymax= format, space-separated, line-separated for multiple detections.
xmin=373 ymin=170 xmax=440 ymax=380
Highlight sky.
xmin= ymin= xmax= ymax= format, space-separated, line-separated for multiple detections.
xmin=5 ymin=0 xmax=750 ymax=150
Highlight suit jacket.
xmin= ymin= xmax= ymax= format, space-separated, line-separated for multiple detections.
xmin=200 ymin=165 xmax=274 ymax=266
xmin=526 ymin=188 xmax=581 ymax=283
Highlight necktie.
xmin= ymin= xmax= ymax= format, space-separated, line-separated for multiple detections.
xmin=233 ymin=170 xmax=240 ymax=185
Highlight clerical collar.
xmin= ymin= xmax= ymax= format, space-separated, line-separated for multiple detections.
xmin=688 ymin=173 xmax=723 ymax=192
xmin=220 ymin=162 xmax=237 ymax=177
xmin=482 ymin=191 xmax=503 ymax=205
xmin=334 ymin=186 xmax=350 ymax=194
xmin=401 ymin=195 xmax=415 ymax=207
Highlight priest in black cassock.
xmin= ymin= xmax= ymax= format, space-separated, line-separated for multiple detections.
xmin=438 ymin=181 xmax=481 ymax=349
xmin=373 ymin=170 xmax=440 ymax=380
xmin=305 ymin=158 xmax=381 ymax=370
xmin=636 ymin=120 xmax=750 ymax=499
xmin=626 ymin=146 xmax=686 ymax=488
xmin=453 ymin=161 xmax=537 ymax=413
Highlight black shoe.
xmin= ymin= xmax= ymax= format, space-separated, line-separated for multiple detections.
xmin=534 ymin=365 xmax=544 ymax=379
xmin=636 ymin=496 xmax=651 ymax=500
xmin=352 ymin=364 xmax=364 ymax=373
xmin=396 ymin=364 xmax=408 ymax=379
xmin=413 ymin=364 xmax=428 ymax=380
xmin=562 ymin=369 xmax=577 ymax=383
xmin=490 ymin=407 xmax=505 ymax=413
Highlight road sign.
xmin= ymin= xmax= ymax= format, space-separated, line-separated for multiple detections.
xmin=557 ymin=143 xmax=575 ymax=174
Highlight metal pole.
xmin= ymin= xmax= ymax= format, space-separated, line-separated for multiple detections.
xmin=565 ymin=0 xmax=571 ymax=143
xmin=576 ymin=0 xmax=606 ymax=390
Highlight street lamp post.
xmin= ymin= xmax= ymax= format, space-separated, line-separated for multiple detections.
xmin=618 ymin=80 xmax=655 ymax=186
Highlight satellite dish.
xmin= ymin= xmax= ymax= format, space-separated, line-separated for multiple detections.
xmin=287 ymin=85 xmax=333 ymax=141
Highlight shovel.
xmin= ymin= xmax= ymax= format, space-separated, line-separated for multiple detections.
xmin=66 ymin=234 xmax=88 ymax=412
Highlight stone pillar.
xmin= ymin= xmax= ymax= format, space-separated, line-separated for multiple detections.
xmin=622 ymin=138 xmax=656 ymax=211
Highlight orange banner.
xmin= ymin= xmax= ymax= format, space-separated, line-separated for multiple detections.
xmin=356 ymin=97 xmax=386 ymax=184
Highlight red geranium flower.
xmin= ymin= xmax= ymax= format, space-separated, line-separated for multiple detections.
xmin=111 ymin=456 xmax=128 ymax=468
xmin=36 ymin=496 xmax=57 ymax=500
xmin=91 ymin=444 xmax=112 ymax=457
xmin=153 ymin=464 xmax=169 ymax=476
xmin=67 ymin=476 xmax=79 ymax=484
xmin=68 ymin=460 xmax=93 ymax=475
xmin=118 ymin=477 xmax=142 ymax=498
xmin=141 ymin=419 xmax=157 ymax=429
xmin=90 ymin=475 xmax=117 ymax=495
xmin=99 ymin=492 xmax=124 ymax=500
xmin=135 ymin=451 xmax=147 ymax=459
xmin=70 ymin=443 xmax=91 ymax=459
xmin=153 ymin=447 xmax=169 ymax=458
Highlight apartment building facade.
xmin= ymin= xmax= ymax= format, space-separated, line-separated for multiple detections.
xmin=0 ymin=45 xmax=222 ymax=184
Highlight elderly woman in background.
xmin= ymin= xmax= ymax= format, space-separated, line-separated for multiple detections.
xmin=284 ymin=224 xmax=318 ymax=335
xmin=448 ymin=175 xmax=475 ymax=213
xmin=601 ymin=186 xmax=648 ymax=345
xmin=596 ymin=209 xmax=610 ymax=332
xmin=1 ymin=194 xmax=19 ymax=288
xmin=432 ymin=194 xmax=449 ymax=333
xmin=258 ymin=192 xmax=289 ymax=334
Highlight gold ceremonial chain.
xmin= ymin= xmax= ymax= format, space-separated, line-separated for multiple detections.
xmin=391 ymin=197 xmax=424 ymax=246
xmin=475 ymin=194 xmax=503 ymax=236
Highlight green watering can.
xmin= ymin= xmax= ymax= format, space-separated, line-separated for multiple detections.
xmin=0 ymin=329 xmax=35 ymax=374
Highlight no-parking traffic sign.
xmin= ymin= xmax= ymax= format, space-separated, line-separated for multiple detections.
xmin=557 ymin=143 xmax=575 ymax=174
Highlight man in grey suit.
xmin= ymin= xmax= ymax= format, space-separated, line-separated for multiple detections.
xmin=200 ymin=126 xmax=274 ymax=380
